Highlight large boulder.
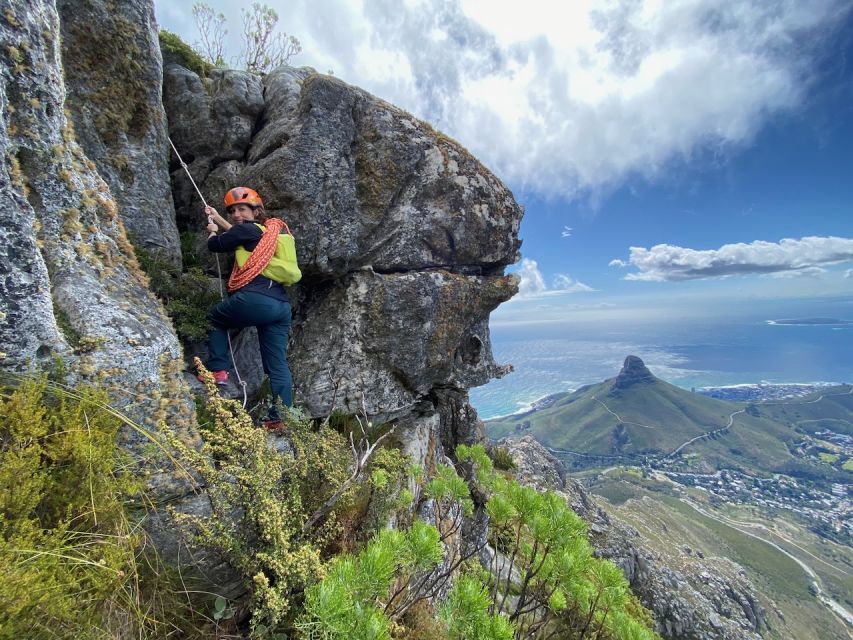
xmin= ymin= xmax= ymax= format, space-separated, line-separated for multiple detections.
xmin=163 ymin=64 xmax=522 ymax=459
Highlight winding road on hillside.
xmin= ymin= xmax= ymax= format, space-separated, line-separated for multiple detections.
xmin=592 ymin=395 xmax=658 ymax=429
xmin=676 ymin=496 xmax=853 ymax=633
xmin=664 ymin=384 xmax=853 ymax=458
xmin=587 ymin=393 xmax=744 ymax=461
xmin=664 ymin=408 xmax=745 ymax=458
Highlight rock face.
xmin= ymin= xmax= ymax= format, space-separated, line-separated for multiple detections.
xmin=613 ymin=354 xmax=656 ymax=389
xmin=1 ymin=0 xmax=518 ymax=595
xmin=57 ymin=0 xmax=181 ymax=264
xmin=0 ymin=0 xmax=211 ymax=590
xmin=163 ymin=64 xmax=521 ymax=452
xmin=0 ymin=0 xmax=192 ymax=434
xmin=501 ymin=437 xmax=766 ymax=640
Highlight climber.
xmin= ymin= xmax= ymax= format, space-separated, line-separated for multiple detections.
xmin=200 ymin=186 xmax=301 ymax=430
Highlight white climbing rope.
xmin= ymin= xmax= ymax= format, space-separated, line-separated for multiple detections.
xmin=168 ymin=137 xmax=248 ymax=409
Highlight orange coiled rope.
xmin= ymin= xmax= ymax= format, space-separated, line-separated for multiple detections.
xmin=227 ymin=218 xmax=286 ymax=292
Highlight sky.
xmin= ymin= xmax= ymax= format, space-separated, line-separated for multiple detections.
xmin=156 ymin=0 xmax=853 ymax=326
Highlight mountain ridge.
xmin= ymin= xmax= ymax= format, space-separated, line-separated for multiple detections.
xmin=487 ymin=355 xmax=853 ymax=478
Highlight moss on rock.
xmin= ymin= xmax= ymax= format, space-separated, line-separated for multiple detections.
xmin=158 ymin=29 xmax=212 ymax=78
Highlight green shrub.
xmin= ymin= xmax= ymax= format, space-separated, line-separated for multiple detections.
xmin=158 ymin=29 xmax=213 ymax=77
xmin=0 ymin=377 xmax=200 ymax=638
xmin=457 ymin=444 xmax=660 ymax=639
xmin=490 ymin=446 xmax=516 ymax=471
xmin=167 ymin=365 xmax=406 ymax=634
xmin=439 ymin=576 xmax=514 ymax=640
xmin=296 ymin=522 xmax=444 ymax=639
xmin=134 ymin=245 xmax=220 ymax=342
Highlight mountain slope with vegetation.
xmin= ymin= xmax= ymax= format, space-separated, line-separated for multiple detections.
xmin=488 ymin=356 xmax=852 ymax=478
xmin=588 ymin=475 xmax=853 ymax=640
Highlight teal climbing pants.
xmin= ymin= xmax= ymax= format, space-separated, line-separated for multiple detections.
xmin=206 ymin=291 xmax=292 ymax=419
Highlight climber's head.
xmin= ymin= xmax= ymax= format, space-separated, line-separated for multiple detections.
xmin=224 ymin=187 xmax=265 ymax=222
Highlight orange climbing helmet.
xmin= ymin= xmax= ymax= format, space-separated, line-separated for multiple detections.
xmin=223 ymin=187 xmax=263 ymax=210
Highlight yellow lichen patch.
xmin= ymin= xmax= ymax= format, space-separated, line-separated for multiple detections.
xmin=94 ymin=240 xmax=114 ymax=267
xmin=4 ymin=7 xmax=22 ymax=28
xmin=61 ymin=112 xmax=78 ymax=145
xmin=62 ymin=218 xmax=82 ymax=236
xmin=74 ymin=243 xmax=94 ymax=262
xmin=76 ymin=356 xmax=97 ymax=377
xmin=6 ymin=45 xmax=23 ymax=63
xmin=6 ymin=152 xmax=29 ymax=198
xmin=59 ymin=168 xmax=79 ymax=192
xmin=75 ymin=335 xmax=106 ymax=354
xmin=156 ymin=354 xmax=197 ymax=437
xmin=99 ymin=196 xmax=118 ymax=221
xmin=80 ymin=189 xmax=98 ymax=211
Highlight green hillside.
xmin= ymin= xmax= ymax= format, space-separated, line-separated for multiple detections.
xmin=590 ymin=475 xmax=853 ymax=640
xmin=487 ymin=356 xmax=852 ymax=476
xmin=751 ymin=387 xmax=853 ymax=436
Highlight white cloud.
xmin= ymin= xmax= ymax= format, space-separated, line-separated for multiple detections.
xmin=846 ymin=269 xmax=853 ymax=279
xmin=561 ymin=226 xmax=573 ymax=238
xmin=154 ymin=0 xmax=852 ymax=199
xmin=516 ymin=258 xmax=547 ymax=297
xmin=613 ymin=236 xmax=853 ymax=282
xmin=769 ymin=267 xmax=825 ymax=279
xmin=553 ymin=274 xmax=595 ymax=292
xmin=514 ymin=258 xmax=594 ymax=298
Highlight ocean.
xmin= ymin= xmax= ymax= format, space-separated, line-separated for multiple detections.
xmin=470 ymin=298 xmax=853 ymax=420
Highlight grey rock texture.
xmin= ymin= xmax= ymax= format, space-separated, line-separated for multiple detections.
xmin=163 ymin=64 xmax=522 ymax=461
xmin=501 ymin=437 xmax=766 ymax=640
xmin=0 ymin=0 xmax=209 ymax=583
xmin=57 ymin=0 xmax=181 ymax=264
xmin=0 ymin=0 xmax=191 ymax=433
xmin=163 ymin=65 xmax=264 ymax=227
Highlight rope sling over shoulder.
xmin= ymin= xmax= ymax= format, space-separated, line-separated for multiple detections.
xmin=228 ymin=218 xmax=302 ymax=292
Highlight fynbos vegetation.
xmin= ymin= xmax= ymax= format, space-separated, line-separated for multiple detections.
xmin=1 ymin=371 xmax=659 ymax=639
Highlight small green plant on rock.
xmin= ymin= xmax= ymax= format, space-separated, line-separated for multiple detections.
xmin=491 ymin=445 xmax=517 ymax=471
xmin=159 ymin=29 xmax=213 ymax=77
xmin=134 ymin=244 xmax=220 ymax=342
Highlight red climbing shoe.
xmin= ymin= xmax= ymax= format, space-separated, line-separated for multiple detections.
xmin=197 ymin=370 xmax=229 ymax=385
xmin=263 ymin=420 xmax=284 ymax=432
